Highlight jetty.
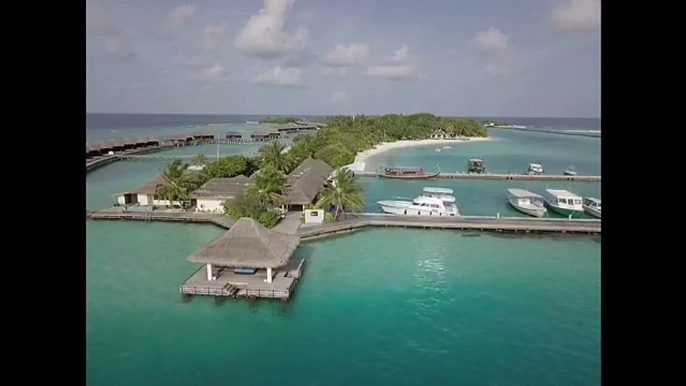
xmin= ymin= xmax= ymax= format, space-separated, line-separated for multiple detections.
xmin=87 ymin=209 xmax=600 ymax=235
xmin=355 ymin=171 xmax=601 ymax=182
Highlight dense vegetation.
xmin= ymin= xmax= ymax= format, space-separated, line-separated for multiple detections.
xmin=287 ymin=113 xmax=487 ymax=168
xmin=259 ymin=117 xmax=300 ymax=124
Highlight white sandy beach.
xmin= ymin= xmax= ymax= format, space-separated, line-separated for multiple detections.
xmin=350 ymin=137 xmax=492 ymax=171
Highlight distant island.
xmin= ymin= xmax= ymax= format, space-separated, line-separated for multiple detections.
xmin=481 ymin=120 xmax=510 ymax=127
xmin=259 ymin=117 xmax=301 ymax=124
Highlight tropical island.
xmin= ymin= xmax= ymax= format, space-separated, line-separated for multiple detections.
xmin=259 ymin=116 xmax=301 ymax=124
xmin=110 ymin=113 xmax=489 ymax=230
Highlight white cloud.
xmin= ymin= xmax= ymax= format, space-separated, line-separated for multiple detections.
xmin=163 ymin=5 xmax=197 ymax=32
xmin=474 ymin=27 xmax=513 ymax=75
xmin=366 ymin=45 xmax=415 ymax=80
xmin=251 ymin=66 xmax=303 ymax=87
xmin=323 ymin=44 xmax=370 ymax=67
xmin=234 ymin=0 xmax=309 ymax=59
xmin=551 ymin=0 xmax=600 ymax=31
xmin=321 ymin=67 xmax=348 ymax=77
xmin=104 ymin=34 xmax=135 ymax=60
xmin=173 ymin=54 xmax=207 ymax=69
xmin=202 ymin=23 xmax=226 ymax=52
xmin=194 ymin=63 xmax=229 ymax=82
xmin=86 ymin=1 xmax=116 ymax=35
xmin=329 ymin=87 xmax=350 ymax=104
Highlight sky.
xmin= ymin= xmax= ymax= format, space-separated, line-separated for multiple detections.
xmin=86 ymin=0 xmax=601 ymax=117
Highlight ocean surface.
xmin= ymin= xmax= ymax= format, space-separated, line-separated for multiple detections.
xmin=86 ymin=114 xmax=601 ymax=386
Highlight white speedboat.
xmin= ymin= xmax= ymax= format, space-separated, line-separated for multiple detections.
xmin=378 ymin=187 xmax=459 ymax=216
xmin=442 ymin=146 xmax=451 ymax=149
xmin=527 ymin=163 xmax=544 ymax=175
xmin=435 ymin=148 xmax=442 ymax=152
xmin=507 ymin=188 xmax=547 ymax=218
xmin=543 ymin=189 xmax=584 ymax=218
xmin=583 ymin=197 xmax=601 ymax=218
xmin=563 ymin=165 xmax=578 ymax=176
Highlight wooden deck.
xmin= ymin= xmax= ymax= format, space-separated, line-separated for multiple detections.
xmin=354 ymin=171 xmax=600 ymax=182
xmin=180 ymin=258 xmax=306 ymax=300
xmin=87 ymin=209 xmax=236 ymax=229
xmin=297 ymin=214 xmax=601 ymax=240
xmin=87 ymin=209 xmax=600 ymax=235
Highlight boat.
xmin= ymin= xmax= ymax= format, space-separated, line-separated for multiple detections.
xmin=583 ymin=197 xmax=601 ymax=218
xmin=435 ymin=148 xmax=441 ymax=152
xmin=507 ymin=188 xmax=547 ymax=218
xmin=563 ymin=165 xmax=578 ymax=176
xmin=543 ymin=189 xmax=584 ymax=217
xmin=377 ymin=164 xmax=441 ymax=179
xmin=442 ymin=146 xmax=451 ymax=149
xmin=527 ymin=163 xmax=544 ymax=175
xmin=467 ymin=158 xmax=486 ymax=173
xmin=378 ymin=187 xmax=459 ymax=216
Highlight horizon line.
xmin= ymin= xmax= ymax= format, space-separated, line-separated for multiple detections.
xmin=86 ymin=112 xmax=601 ymax=120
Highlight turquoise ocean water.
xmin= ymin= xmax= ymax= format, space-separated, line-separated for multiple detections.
xmin=86 ymin=117 xmax=601 ymax=386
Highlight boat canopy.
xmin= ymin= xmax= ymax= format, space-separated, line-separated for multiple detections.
xmin=529 ymin=163 xmax=542 ymax=168
xmin=545 ymin=189 xmax=581 ymax=199
xmin=423 ymin=187 xmax=453 ymax=194
xmin=508 ymin=188 xmax=542 ymax=199
xmin=585 ymin=197 xmax=601 ymax=204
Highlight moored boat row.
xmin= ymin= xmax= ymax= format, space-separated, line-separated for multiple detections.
xmin=508 ymin=188 xmax=601 ymax=218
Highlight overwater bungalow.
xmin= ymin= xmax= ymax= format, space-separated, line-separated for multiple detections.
xmin=180 ymin=217 xmax=305 ymax=300
xmin=225 ymin=131 xmax=242 ymax=141
xmin=250 ymin=131 xmax=272 ymax=141
xmin=284 ymin=157 xmax=334 ymax=212
xmin=192 ymin=132 xmax=215 ymax=141
xmin=429 ymin=129 xmax=454 ymax=139
xmin=189 ymin=175 xmax=255 ymax=213
xmin=166 ymin=135 xmax=194 ymax=145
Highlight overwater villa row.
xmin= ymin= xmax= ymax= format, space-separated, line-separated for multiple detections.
xmin=107 ymin=157 xmax=334 ymax=301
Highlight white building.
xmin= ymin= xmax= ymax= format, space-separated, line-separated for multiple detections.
xmin=189 ymin=175 xmax=255 ymax=213
xmin=112 ymin=170 xmax=200 ymax=208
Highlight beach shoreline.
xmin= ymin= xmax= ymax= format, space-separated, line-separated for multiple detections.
xmin=352 ymin=137 xmax=492 ymax=170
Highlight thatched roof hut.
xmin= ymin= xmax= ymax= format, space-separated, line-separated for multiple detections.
xmin=116 ymin=170 xmax=200 ymax=196
xmin=189 ymin=175 xmax=255 ymax=200
xmin=286 ymin=157 xmax=334 ymax=205
xmin=187 ymin=217 xmax=300 ymax=268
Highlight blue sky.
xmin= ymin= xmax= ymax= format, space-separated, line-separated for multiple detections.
xmin=86 ymin=0 xmax=600 ymax=117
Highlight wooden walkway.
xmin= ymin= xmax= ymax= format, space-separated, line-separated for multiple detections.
xmin=86 ymin=145 xmax=174 ymax=172
xmin=297 ymin=213 xmax=600 ymax=239
xmin=354 ymin=171 xmax=601 ymax=182
xmin=87 ymin=209 xmax=600 ymax=235
xmin=86 ymin=209 xmax=236 ymax=229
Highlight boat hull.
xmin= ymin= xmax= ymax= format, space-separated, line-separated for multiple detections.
xmin=508 ymin=200 xmax=547 ymax=218
xmin=583 ymin=205 xmax=601 ymax=218
xmin=377 ymin=172 xmax=440 ymax=179
xmin=544 ymin=202 xmax=584 ymax=218
xmin=378 ymin=201 xmax=457 ymax=216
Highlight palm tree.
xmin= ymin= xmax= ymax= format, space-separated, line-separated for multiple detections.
xmin=245 ymin=165 xmax=288 ymax=207
xmin=315 ymin=167 xmax=364 ymax=219
xmin=258 ymin=141 xmax=293 ymax=173
xmin=155 ymin=158 xmax=196 ymax=206
xmin=192 ymin=154 xmax=208 ymax=166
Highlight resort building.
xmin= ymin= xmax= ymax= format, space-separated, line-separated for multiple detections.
xmin=166 ymin=135 xmax=194 ymax=145
xmin=86 ymin=136 xmax=159 ymax=158
xmin=180 ymin=217 xmax=305 ymax=299
xmin=266 ymin=123 xmax=321 ymax=135
xmin=250 ymin=132 xmax=273 ymax=141
xmin=189 ymin=175 xmax=255 ymax=213
xmin=225 ymin=132 xmax=242 ymax=141
xmin=429 ymin=129 xmax=455 ymax=139
xmin=284 ymin=157 xmax=334 ymax=212
xmin=112 ymin=170 xmax=199 ymax=207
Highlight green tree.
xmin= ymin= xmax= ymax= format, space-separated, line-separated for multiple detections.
xmin=222 ymin=192 xmax=281 ymax=229
xmin=245 ymin=165 xmax=288 ymax=207
xmin=257 ymin=141 xmax=294 ymax=173
xmin=314 ymin=144 xmax=354 ymax=168
xmin=315 ymin=167 xmax=364 ymax=219
xmin=202 ymin=155 xmax=248 ymax=179
xmin=154 ymin=159 xmax=199 ymax=205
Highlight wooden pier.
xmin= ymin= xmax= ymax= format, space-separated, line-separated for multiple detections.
xmin=180 ymin=258 xmax=306 ymax=300
xmin=87 ymin=209 xmax=599 ymax=235
xmin=86 ymin=209 xmax=236 ymax=229
xmin=354 ymin=171 xmax=601 ymax=182
xmin=296 ymin=213 xmax=600 ymax=239
xmin=86 ymin=145 xmax=174 ymax=172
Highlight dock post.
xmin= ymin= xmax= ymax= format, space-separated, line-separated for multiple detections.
xmin=267 ymin=268 xmax=273 ymax=283
xmin=497 ymin=213 xmax=500 ymax=218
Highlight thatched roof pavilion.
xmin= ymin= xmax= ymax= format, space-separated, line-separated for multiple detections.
xmin=188 ymin=217 xmax=300 ymax=271
xmin=286 ymin=157 xmax=334 ymax=206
